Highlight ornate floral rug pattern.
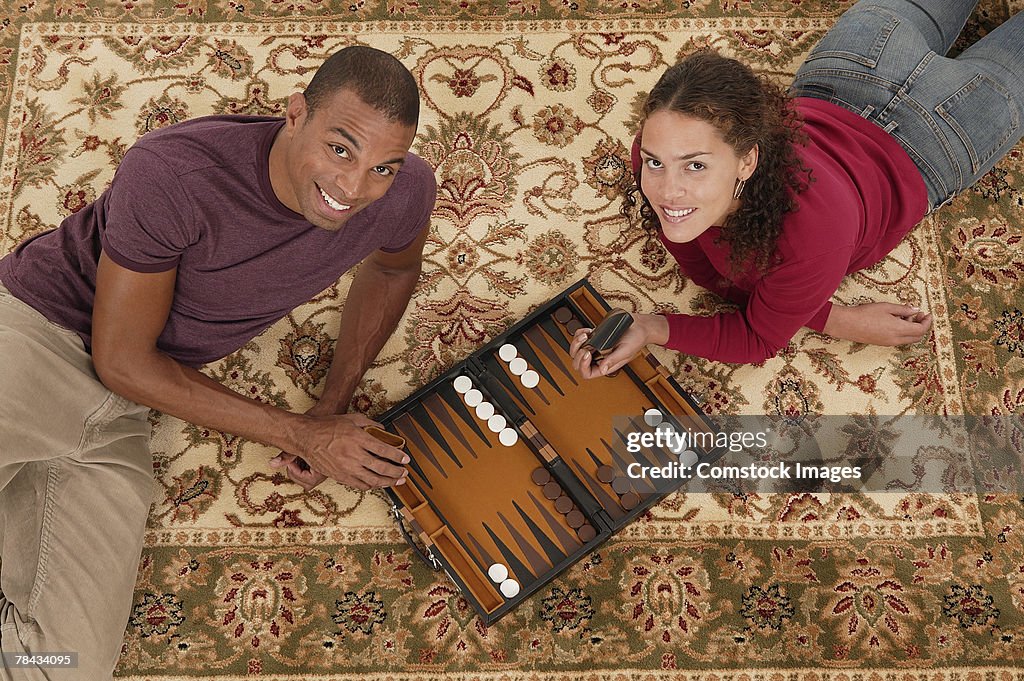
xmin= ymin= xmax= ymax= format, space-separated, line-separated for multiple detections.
xmin=1 ymin=0 xmax=1023 ymax=678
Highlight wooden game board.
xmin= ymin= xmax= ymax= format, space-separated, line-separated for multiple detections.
xmin=380 ymin=279 xmax=721 ymax=624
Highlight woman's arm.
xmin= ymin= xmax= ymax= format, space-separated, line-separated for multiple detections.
xmin=823 ymin=302 xmax=932 ymax=345
xmin=570 ymin=248 xmax=851 ymax=370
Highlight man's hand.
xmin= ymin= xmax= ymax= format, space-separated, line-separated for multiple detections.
xmin=271 ymin=412 xmax=409 ymax=491
xmin=823 ymin=303 xmax=933 ymax=346
xmin=268 ymin=452 xmax=326 ymax=491
xmin=569 ymin=313 xmax=669 ymax=379
xmin=270 ymin=400 xmax=334 ymax=491
xmin=268 ymin=403 xmax=332 ymax=491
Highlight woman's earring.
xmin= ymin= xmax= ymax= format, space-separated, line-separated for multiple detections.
xmin=733 ymin=178 xmax=747 ymax=200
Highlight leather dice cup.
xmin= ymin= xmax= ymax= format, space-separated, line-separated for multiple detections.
xmin=584 ymin=308 xmax=633 ymax=356
xmin=584 ymin=308 xmax=633 ymax=367
xmin=364 ymin=425 xmax=407 ymax=449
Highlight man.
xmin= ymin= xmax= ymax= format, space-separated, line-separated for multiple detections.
xmin=0 ymin=45 xmax=436 ymax=680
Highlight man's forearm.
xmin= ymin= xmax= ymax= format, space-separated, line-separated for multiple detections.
xmin=98 ymin=344 xmax=414 ymax=488
xmin=315 ymin=261 xmax=421 ymax=414
xmin=96 ymin=348 xmax=310 ymax=455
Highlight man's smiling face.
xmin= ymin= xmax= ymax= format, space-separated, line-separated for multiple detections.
xmin=269 ymin=88 xmax=417 ymax=232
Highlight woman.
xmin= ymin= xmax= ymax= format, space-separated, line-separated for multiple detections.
xmin=570 ymin=0 xmax=1023 ymax=374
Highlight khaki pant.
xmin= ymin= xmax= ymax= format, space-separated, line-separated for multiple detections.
xmin=0 ymin=283 xmax=153 ymax=681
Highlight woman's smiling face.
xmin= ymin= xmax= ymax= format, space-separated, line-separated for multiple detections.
xmin=638 ymin=109 xmax=758 ymax=243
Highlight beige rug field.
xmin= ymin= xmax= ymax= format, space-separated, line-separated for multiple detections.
xmin=1 ymin=1 xmax=1023 ymax=678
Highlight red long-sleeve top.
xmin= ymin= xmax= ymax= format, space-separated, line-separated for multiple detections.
xmin=633 ymin=98 xmax=928 ymax=363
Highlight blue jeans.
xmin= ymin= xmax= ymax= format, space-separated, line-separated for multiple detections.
xmin=790 ymin=0 xmax=1024 ymax=211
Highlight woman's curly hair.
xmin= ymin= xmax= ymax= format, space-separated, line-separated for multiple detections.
xmin=623 ymin=50 xmax=813 ymax=272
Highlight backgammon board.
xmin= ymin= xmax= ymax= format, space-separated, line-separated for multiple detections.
xmin=379 ymin=279 xmax=722 ymax=624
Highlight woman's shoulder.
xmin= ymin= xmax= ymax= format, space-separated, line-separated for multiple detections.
xmin=775 ymin=181 xmax=860 ymax=264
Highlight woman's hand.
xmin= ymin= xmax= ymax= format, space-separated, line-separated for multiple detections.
xmin=569 ymin=313 xmax=669 ymax=379
xmin=823 ymin=302 xmax=933 ymax=346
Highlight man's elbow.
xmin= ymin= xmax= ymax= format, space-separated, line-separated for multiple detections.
xmin=92 ymin=345 xmax=128 ymax=394
xmin=383 ymin=258 xmax=423 ymax=279
xmin=371 ymin=259 xmax=423 ymax=289
xmin=91 ymin=337 xmax=150 ymax=399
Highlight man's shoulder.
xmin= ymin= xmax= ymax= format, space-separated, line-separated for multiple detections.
xmin=387 ymin=152 xmax=437 ymax=205
xmin=138 ymin=114 xmax=283 ymax=141
xmin=397 ymin=153 xmax=436 ymax=188
xmin=130 ymin=115 xmax=283 ymax=175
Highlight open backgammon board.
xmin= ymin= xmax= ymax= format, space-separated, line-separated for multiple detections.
xmin=379 ymin=279 xmax=722 ymax=624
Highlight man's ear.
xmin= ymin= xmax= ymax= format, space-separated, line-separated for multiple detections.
xmin=285 ymin=92 xmax=309 ymax=131
xmin=740 ymin=143 xmax=759 ymax=181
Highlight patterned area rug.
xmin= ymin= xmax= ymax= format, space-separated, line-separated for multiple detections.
xmin=1 ymin=0 xmax=1023 ymax=678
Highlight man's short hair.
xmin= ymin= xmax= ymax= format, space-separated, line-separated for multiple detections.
xmin=303 ymin=46 xmax=419 ymax=128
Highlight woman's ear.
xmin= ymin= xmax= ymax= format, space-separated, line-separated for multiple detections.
xmin=740 ymin=143 xmax=759 ymax=181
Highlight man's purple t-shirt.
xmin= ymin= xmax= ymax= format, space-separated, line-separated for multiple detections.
xmin=0 ymin=115 xmax=436 ymax=367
